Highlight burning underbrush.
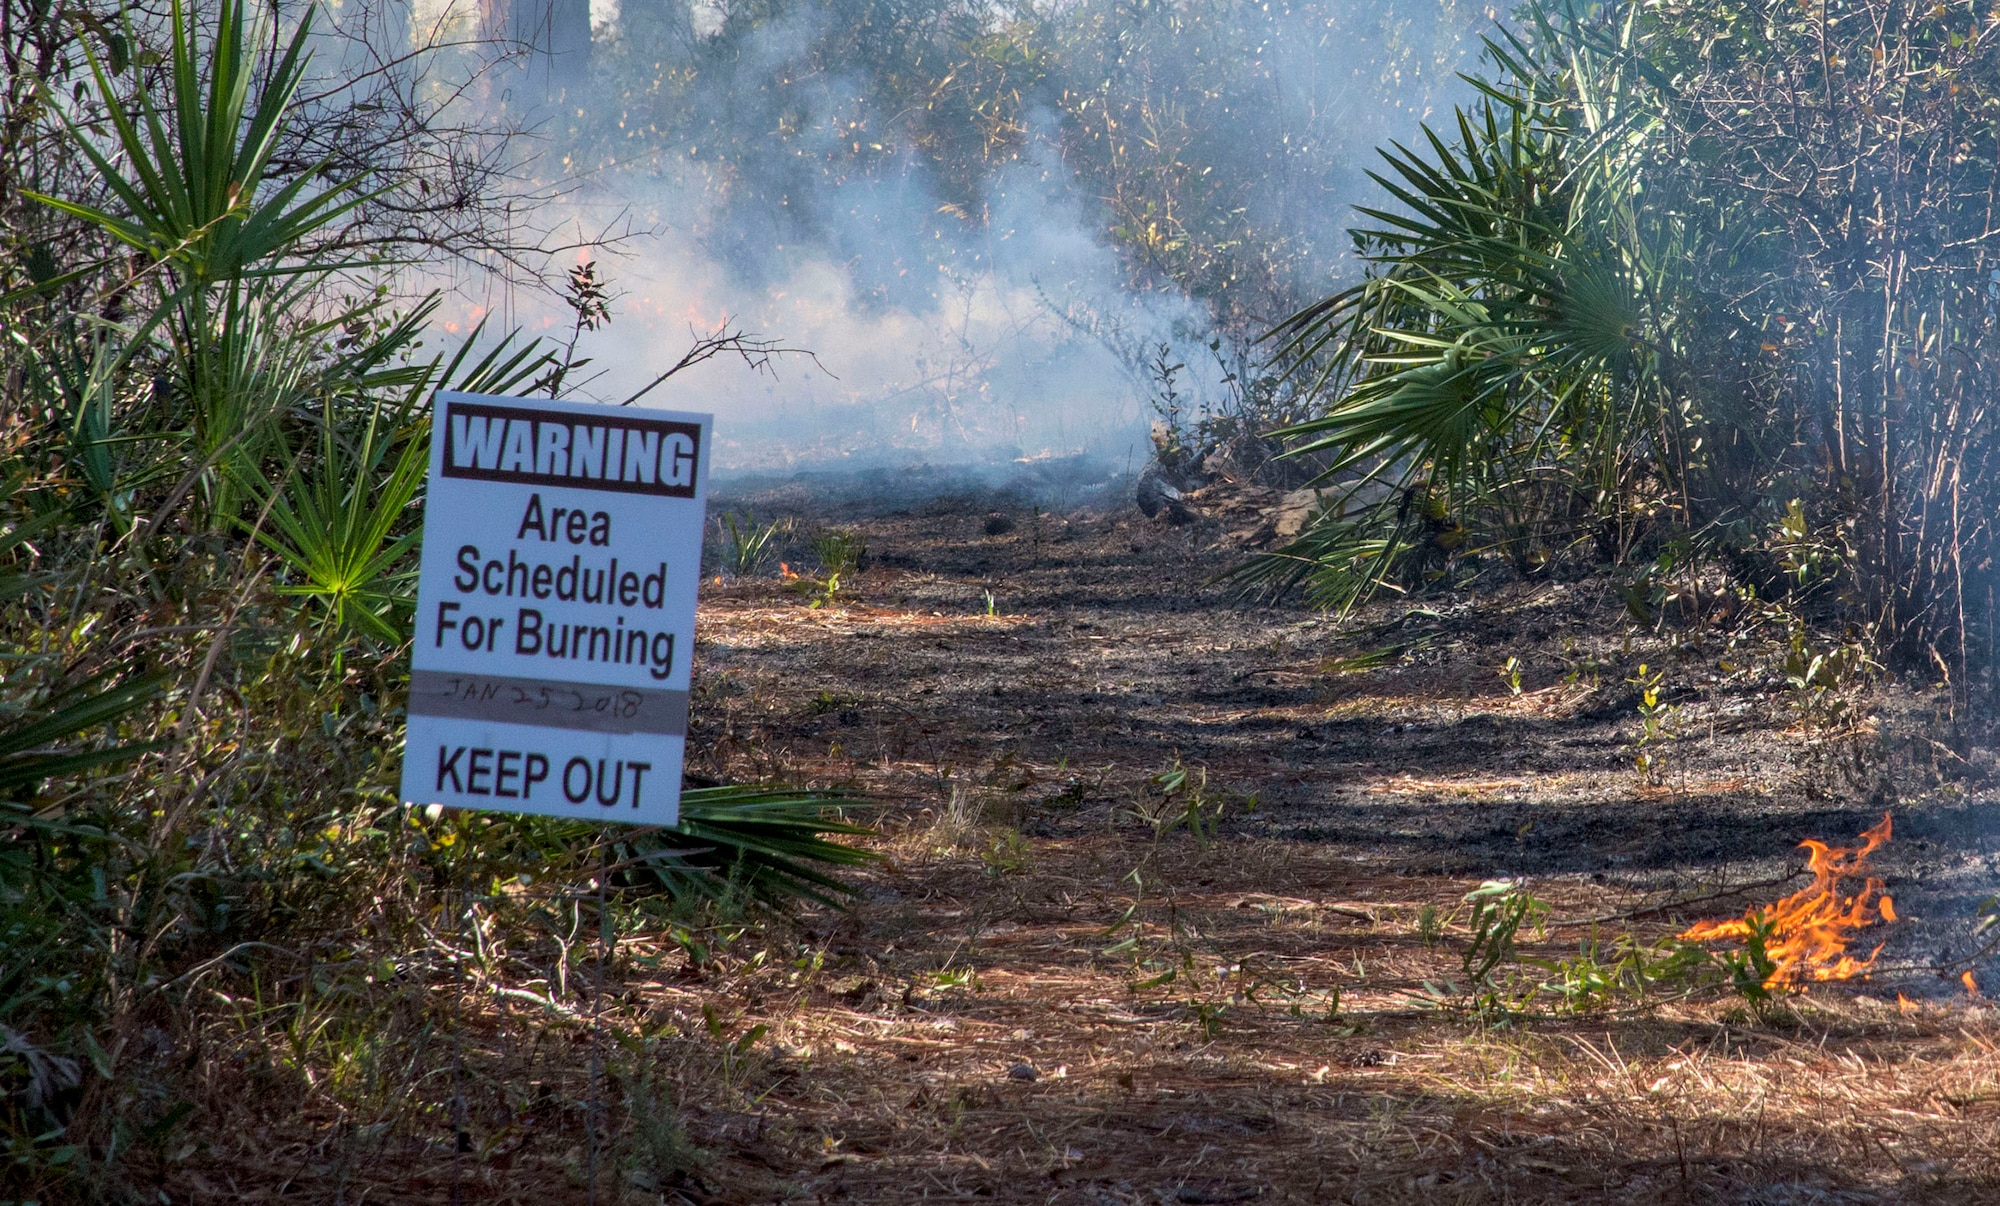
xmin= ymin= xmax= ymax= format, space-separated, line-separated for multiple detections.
xmin=1679 ymin=814 xmax=1899 ymax=991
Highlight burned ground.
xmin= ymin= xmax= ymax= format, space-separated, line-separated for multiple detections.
xmin=175 ymin=487 xmax=2000 ymax=1204
xmin=692 ymin=490 xmax=1996 ymax=944
xmin=651 ymin=488 xmax=2000 ymax=1204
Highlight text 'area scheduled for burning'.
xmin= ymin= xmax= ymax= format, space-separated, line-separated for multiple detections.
xmin=399 ymin=393 xmax=712 ymax=825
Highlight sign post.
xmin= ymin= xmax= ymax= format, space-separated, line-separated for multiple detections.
xmin=399 ymin=392 xmax=711 ymax=825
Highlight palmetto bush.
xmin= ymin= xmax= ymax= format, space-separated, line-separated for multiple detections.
xmin=0 ymin=2 xmax=873 ymax=1194
xmin=1239 ymin=7 xmax=1726 ymax=608
xmin=1246 ymin=0 xmax=2000 ymax=688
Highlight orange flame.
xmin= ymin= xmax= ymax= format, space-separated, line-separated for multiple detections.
xmin=1678 ymin=813 xmax=1894 ymax=990
xmin=779 ymin=562 xmax=799 ymax=581
xmin=1898 ymin=992 xmax=1919 ymax=1015
xmin=1965 ymin=971 xmax=1981 ymax=999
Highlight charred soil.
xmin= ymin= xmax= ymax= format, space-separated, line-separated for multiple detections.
xmin=176 ymin=488 xmax=2000 ymax=1205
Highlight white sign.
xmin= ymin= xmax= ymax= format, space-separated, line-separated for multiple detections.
xmin=399 ymin=392 xmax=711 ymax=825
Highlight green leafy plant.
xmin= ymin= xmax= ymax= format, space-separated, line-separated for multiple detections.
xmin=806 ymin=529 xmax=866 ymax=607
xmin=1235 ymin=5 xmax=1689 ymax=611
xmin=1782 ymin=625 xmax=1871 ymax=732
xmin=0 ymin=662 xmax=165 ymax=1130
xmin=812 ymin=529 xmax=866 ymax=576
xmin=1535 ymin=942 xmax=1621 ymax=1013
xmin=1241 ymin=0 xmax=2000 ymax=690
xmin=235 ymin=397 xmax=425 ymax=645
xmin=539 ymin=260 xmax=615 ymax=399
xmin=0 ymin=673 xmax=164 ymax=804
xmin=1462 ymin=881 xmax=1547 ymax=983
xmin=1416 ymin=903 xmax=1450 ymax=949
xmin=1628 ymin=662 xmax=1676 ymax=784
xmin=931 ymin=967 xmax=980 ymax=991
xmin=981 ymin=828 xmax=1031 ymax=878
xmin=616 ymin=1052 xmax=706 ymax=1194
xmin=1772 ymin=498 xmax=1844 ymax=591
xmin=227 ymin=311 xmax=550 ymax=647
xmin=13 ymin=325 xmax=135 ymax=525
xmin=1715 ymin=912 xmax=1782 ymax=1021
xmin=717 ymin=511 xmax=790 ymax=578
xmin=606 ymin=785 xmax=878 ymax=912
xmin=1132 ymin=759 xmax=1241 ymax=846
xmin=28 ymin=0 xmax=369 ymax=290
xmin=1458 ymin=880 xmax=1550 ymax=1017
xmin=1524 ymin=931 xmax=1709 ymax=1015
xmin=28 ymin=0 xmax=379 ymax=526
xmin=0 ymin=475 xmax=166 ymax=809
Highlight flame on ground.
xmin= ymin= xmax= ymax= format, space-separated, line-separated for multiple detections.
xmin=1678 ymin=813 xmax=1895 ymax=989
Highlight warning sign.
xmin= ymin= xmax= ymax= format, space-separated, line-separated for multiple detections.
xmin=399 ymin=392 xmax=712 ymax=824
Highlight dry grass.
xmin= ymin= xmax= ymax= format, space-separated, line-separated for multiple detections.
xmin=739 ymin=836 xmax=2000 ymax=1203
xmin=151 ymin=828 xmax=2000 ymax=1204
xmin=116 ymin=508 xmax=2000 ymax=1204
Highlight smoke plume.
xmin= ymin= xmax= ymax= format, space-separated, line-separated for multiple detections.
xmin=421 ymin=0 xmax=1488 ymax=474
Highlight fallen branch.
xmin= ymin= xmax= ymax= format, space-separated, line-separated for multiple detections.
xmin=1547 ymin=868 xmax=1807 ymax=929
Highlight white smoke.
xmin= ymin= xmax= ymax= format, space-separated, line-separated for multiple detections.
xmin=419 ymin=1 xmax=1484 ymax=475
xmin=545 ymin=130 xmax=1206 ymax=471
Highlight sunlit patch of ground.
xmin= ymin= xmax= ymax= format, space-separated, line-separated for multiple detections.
xmin=169 ymin=497 xmax=2000 ymax=1203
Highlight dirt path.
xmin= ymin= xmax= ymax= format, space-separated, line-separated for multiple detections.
xmin=693 ymin=493 xmax=1993 ymax=932
xmin=631 ymin=490 xmax=2000 ymax=1203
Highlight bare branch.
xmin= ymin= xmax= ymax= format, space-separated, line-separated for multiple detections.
xmin=618 ymin=318 xmax=833 ymax=408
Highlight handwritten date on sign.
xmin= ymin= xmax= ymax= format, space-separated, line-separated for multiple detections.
xmin=438 ymin=675 xmax=644 ymax=721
